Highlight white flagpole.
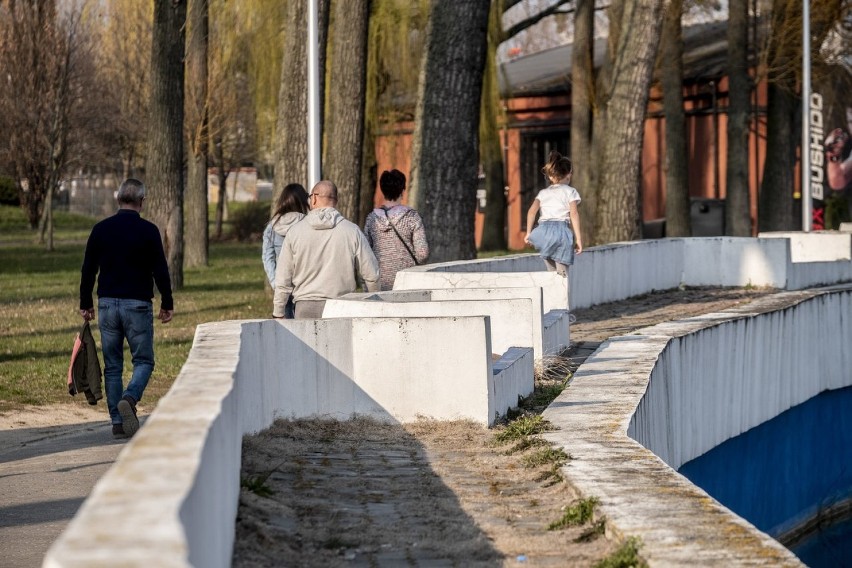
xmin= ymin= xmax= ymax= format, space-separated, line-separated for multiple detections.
xmin=802 ymin=0 xmax=812 ymax=231
xmin=307 ymin=0 xmax=321 ymax=190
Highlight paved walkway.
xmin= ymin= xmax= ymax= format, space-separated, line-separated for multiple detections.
xmin=0 ymin=418 xmax=143 ymax=568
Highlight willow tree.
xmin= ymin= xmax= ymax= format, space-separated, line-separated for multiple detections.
xmin=95 ymin=0 xmax=152 ymax=179
xmin=324 ymin=0 xmax=370 ymax=221
xmin=659 ymin=0 xmax=691 ymax=237
xmin=725 ymin=0 xmax=751 ymax=236
xmin=362 ymin=0 xmax=429 ymax=224
xmin=145 ymin=0 xmax=186 ymax=288
xmin=409 ymin=0 xmax=490 ymax=262
xmin=184 ymin=0 xmax=209 ymax=267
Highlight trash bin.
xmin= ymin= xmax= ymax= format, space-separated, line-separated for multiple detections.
xmin=690 ymin=198 xmax=725 ymax=236
xmin=642 ymin=218 xmax=666 ymax=239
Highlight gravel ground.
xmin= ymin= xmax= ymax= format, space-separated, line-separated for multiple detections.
xmin=233 ymin=286 xmax=774 ymax=567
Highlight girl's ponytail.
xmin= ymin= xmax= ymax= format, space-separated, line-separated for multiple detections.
xmin=541 ymin=150 xmax=572 ymax=182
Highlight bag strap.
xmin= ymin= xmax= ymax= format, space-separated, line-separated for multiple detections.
xmin=381 ymin=207 xmax=419 ymax=265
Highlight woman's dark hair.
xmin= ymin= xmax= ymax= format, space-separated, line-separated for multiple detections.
xmin=272 ymin=183 xmax=309 ymax=220
xmin=379 ymin=169 xmax=406 ymax=201
xmin=541 ymin=150 xmax=573 ymax=182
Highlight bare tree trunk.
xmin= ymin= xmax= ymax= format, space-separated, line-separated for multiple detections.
xmin=660 ymin=0 xmax=691 ymax=237
xmin=759 ymin=83 xmax=798 ymax=231
xmin=324 ymin=0 xmax=370 ymax=221
xmin=595 ymin=0 xmax=664 ymax=244
xmin=274 ymin=0 xmax=329 ymax=196
xmin=145 ymin=0 xmax=186 ymax=289
xmin=571 ymin=0 xmax=595 ymax=243
xmin=359 ymin=127 xmax=378 ymax=227
xmin=479 ymin=0 xmax=507 ymax=252
xmin=479 ymin=135 xmax=507 ymax=251
xmin=410 ymin=0 xmax=490 ymax=262
xmin=758 ymin=0 xmax=799 ymax=231
xmin=213 ymin=137 xmax=229 ymax=239
xmin=184 ymin=0 xmax=209 ymax=267
xmin=725 ymin=0 xmax=752 ymax=235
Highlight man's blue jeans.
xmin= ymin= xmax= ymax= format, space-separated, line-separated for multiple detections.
xmin=98 ymin=298 xmax=155 ymax=425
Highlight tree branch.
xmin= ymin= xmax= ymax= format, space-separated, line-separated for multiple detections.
xmin=503 ymin=0 xmax=573 ymax=40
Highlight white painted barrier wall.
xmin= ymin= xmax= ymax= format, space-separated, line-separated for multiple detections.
xmin=680 ymin=237 xmax=789 ymax=288
xmin=629 ymin=289 xmax=852 ymax=469
xmin=44 ymin=315 xmax=534 ymax=568
xmin=395 ymin=234 xmax=852 ymax=309
xmin=541 ymin=288 xmax=852 ymax=566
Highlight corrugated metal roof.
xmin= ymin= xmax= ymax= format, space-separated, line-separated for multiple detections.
xmin=498 ymin=20 xmax=730 ymax=97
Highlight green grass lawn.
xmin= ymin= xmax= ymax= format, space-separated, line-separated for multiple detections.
xmin=0 ymin=202 xmax=525 ymax=412
xmin=0 ymin=205 xmax=271 ymax=411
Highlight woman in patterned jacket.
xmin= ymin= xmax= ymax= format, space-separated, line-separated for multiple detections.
xmin=364 ymin=170 xmax=429 ymax=290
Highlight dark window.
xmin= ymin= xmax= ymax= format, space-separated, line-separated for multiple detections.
xmin=520 ymin=130 xmax=570 ymax=230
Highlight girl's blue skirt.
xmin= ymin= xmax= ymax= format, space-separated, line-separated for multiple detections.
xmin=529 ymin=220 xmax=575 ymax=265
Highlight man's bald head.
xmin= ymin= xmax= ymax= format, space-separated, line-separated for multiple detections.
xmin=309 ymin=180 xmax=338 ymax=209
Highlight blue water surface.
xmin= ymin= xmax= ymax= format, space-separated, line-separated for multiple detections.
xmin=678 ymin=386 xmax=852 ymax=567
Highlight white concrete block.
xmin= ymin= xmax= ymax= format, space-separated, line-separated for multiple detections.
xmin=323 ymin=297 xmax=538 ymax=358
xmin=759 ymin=231 xmax=852 ymax=262
xmin=492 ymin=347 xmax=536 ymax=415
xmin=393 ymin=268 xmax=569 ymax=312
xmin=682 ymin=237 xmax=788 ymax=287
xmin=349 ymin=316 xmax=495 ymax=423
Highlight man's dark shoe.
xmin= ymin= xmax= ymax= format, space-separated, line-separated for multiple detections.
xmin=117 ymin=396 xmax=139 ymax=438
xmin=112 ymin=423 xmax=126 ymax=439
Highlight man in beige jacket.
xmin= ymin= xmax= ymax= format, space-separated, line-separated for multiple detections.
xmin=273 ymin=180 xmax=380 ymax=319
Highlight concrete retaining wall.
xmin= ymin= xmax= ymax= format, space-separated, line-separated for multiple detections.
xmin=543 ymin=287 xmax=852 ymax=566
xmin=44 ymin=315 xmax=534 ymax=568
xmin=395 ymin=234 xmax=852 ymax=309
xmin=629 ymin=289 xmax=852 ymax=470
xmin=46 ymin=232 xmax=852 ymax=567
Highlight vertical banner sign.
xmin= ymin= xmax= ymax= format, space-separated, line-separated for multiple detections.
xmin=810 ymin=93 xmax=826 ymax=229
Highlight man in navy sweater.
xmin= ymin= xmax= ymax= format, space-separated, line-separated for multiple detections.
xmin=79 ymin=178 xmax=174 ymax=439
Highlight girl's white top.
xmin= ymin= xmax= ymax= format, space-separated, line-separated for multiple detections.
xmin=535 ymin=184 xmax=581 ymax=222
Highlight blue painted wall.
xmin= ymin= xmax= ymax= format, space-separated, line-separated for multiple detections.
xmin=679 ymin=386 xmax=852 ymax=538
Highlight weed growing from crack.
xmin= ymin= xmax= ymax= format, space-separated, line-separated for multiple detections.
xmin=241 ymin=475 xmax=274 ymax=497
xmin=494 ymin=415 xmax=553 ymax=444
xmin=504 ymin=435 xmax=549 ymax=455
xmin=593 ymin=536 xmax=646 ymax=568
xmin=534 ymin=465 xmax=564 ymax=486
xmin=574 ymin=518 xmax=607 ymax=543
xmin=240 ymin=460 xmax=286 ymax=497
xmin=522 ymin=446 xmax=570 ymax=468
xmin=547 ymin=497 xmax=599 ymax=530
xmin=322 ymin=536 xmax=357 ymax=550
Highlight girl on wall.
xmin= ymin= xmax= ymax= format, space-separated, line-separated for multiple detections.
xmin=524 ymin=150 xmax=584 ymax=276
